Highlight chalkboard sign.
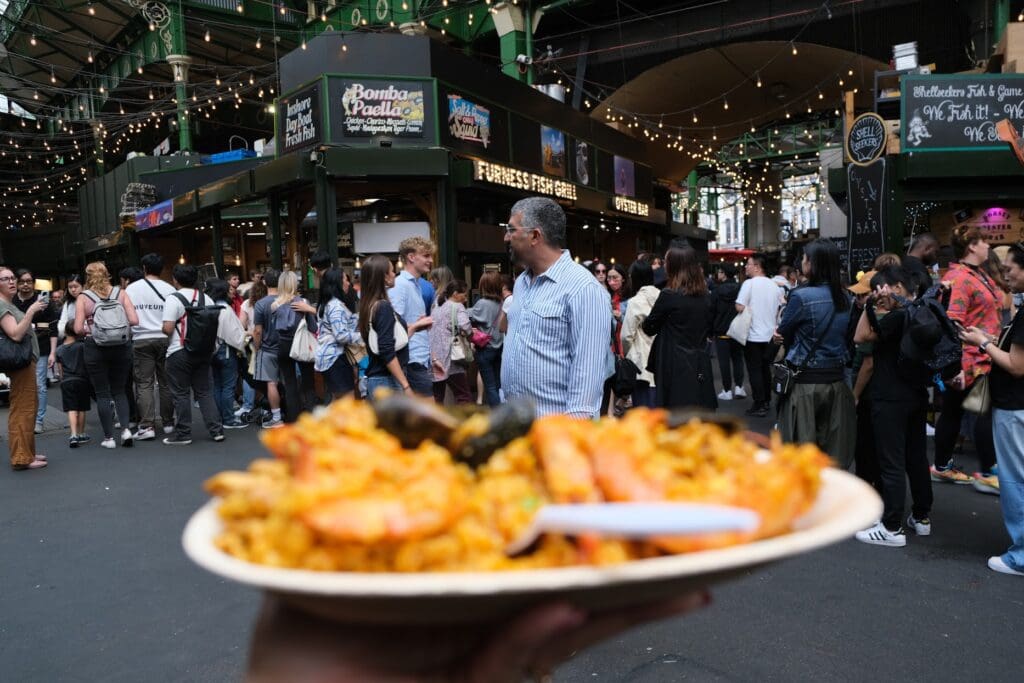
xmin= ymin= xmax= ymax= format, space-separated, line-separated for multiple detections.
xmin=830 ymin=236 xmax=852 ymax=279
xmin=278 ymin=83 xmax=321 ymax=156
xmin=902 ymin=74 xmax=1024 ymax=151
xmin=847 ymin=160 xmax=887 ymax=273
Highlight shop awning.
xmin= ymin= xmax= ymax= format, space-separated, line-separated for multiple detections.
xmin=709 ymin=248 xmax=754 ymax=261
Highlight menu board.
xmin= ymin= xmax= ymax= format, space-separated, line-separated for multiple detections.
xmin=439 ymin=87 xmax=509 ymax=162
xmin=902 ymin=74 xmax=1024 ymax=150
xmin=327 ymin=78 xmax=435 ymax=144
xmin=847 ymin=160 xmax=887 ymax=272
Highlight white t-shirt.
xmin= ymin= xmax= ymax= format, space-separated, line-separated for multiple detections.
xmin=162 ymin=288 xmax=198 ymax=357
xmin=126 ymin=277 xmax=175 ymax=341
xmin=501 ymin=295 xmax=513 ymax=314
xmin=736 ymin=276 xmax=784 ymax=343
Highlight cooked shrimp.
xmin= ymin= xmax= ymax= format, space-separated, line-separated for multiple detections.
xmin=302 ymin=499 xmax=455 ymax=543
xmin=530 ymin=416 xmax=602 ymax=503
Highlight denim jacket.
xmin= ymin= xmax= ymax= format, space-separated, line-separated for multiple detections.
xmin=778 ymin=284 xmax=850 ymax=369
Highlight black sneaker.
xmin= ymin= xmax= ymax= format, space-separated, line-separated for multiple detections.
xmin=745 ymin=403 xmax=769 ymax=417
xmin=69 ymin=435 xmax=80 ymax=449
xmin=163 ymin=436 xmax=193 ymax=446
xmin=222 ymin=419 xmax=248 ymax=430
xmin=77 ymin=434 xmax=91 ymax=445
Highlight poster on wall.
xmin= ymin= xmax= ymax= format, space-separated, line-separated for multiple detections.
xmin=540 ymin=126 xmax=566 ymax=177
xmin=572 ymin=140 xmax=593 ymax=186
xmin=135 ymin=200 xmax=173 ymax=231
xmin=337 ymin=80 xmax=426 ymax=138
xmin=278 ymin=83 xmax=321 ymax=155
xmin=448 ymin=94 xmax=491 ymax=148
xmin=614 ymin=155 xmax=635 ymax=196
xmin=901 ymin=74 xmax=1024 ymax=150
xmin=847 ymin=159 xmax=887 ymax=273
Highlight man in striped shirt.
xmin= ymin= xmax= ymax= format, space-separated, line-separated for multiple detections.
xmin=501 ymin=197 xmax=611 ymax=418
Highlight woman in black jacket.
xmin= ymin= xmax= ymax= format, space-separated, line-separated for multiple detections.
xmin=642 ymin=245 xmax=717 ymax=410
xmin=709 ymin=263 xmax=746 ymax=401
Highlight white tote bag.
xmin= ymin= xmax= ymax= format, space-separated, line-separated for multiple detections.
xmin=289 ymin=318 xmax=317 ymax=363
xmin=368 ymin=306 xmax=409 ymax=355
xmin=725 ymin=308 xmax=752 ymax=346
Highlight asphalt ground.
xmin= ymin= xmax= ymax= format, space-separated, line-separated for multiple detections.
xmin=1 ymin=384 xmax=1021 ymax=682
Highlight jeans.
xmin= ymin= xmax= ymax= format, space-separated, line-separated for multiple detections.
xmin=406 ymin=362 xmax=433 ymax=398
xmin=322 ymin=355 xmax=356 ymax=398
xmin=992 ymin=409 xmax=1024 ymax=572
xmin=432 ymin=372 xmax=473 ymax=404
xmin=35 ymin=354 xmax=48 ymax=426
xmin=743 ymin=341 xmax=777 ymax=406
xmin=714 ymin=337 xmax=745 ymax=392
xmin=211 ymin=346 xmax=238 ymax=423
xmin=83 ymin=339 xmax=132 ymax=439
xmin=132 ymin=338 xmax=173 ymax=430
xmin=366 ymin=374 xmax=403 ymax=401
xmin=276 ymin=348 xmax=315 ymax=424
xmin=872 ymin=398 xmax=932 ymax=531
xmin=475 ymin=346 xmax=502 ymax=407
xmin=241 ymin=379 xmax=255 ymax=412
xmin=166 ymin=350 xmax=222 ymax=440
xmin=935 ymin=384 xmax=996 ymax=472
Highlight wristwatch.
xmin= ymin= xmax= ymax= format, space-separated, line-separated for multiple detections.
xmin=980 ymin=340 xmax=991 ymax=353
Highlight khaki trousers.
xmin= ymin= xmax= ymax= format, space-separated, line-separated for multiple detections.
xmin=8 ymin=361 xmax=37 ymax=466
xmin=779 ymin=380 xmax=855 ymax=470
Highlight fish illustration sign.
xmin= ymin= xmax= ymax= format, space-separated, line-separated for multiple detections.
xmin=845 ymin=113 xmax=887 ymax=165
xmin=902 ymin=74 xmax=1024 ymax=150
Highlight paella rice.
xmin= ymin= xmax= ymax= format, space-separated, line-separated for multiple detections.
xmin=205 ymin=398 xmax=831 ymax=572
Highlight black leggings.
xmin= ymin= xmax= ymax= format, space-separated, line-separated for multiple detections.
xmin=934 ymin=383 xmax=996 ymax=473
xmin=276 ymin=349 xmax=316 ymax=424
xmin=715 ymin=337 xmax=745 ymax=392
xmin=84 ymin=339 xmax=132 ymax=439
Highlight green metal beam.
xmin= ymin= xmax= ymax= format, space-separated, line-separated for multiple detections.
xmin=713 ymin=118 xmax=842 ymax=166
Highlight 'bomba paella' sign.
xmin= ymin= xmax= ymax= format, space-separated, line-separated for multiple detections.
xmin=339 ymin=81 xmax=425 ymax=138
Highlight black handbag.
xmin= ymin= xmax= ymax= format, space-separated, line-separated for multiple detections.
xmin=0 ymin=327 xmax=33 ymax=373
xmin=771 ymin=309 xmax=836 ymax=397
xmin=613 ymin=356 xmax=640 ymax=395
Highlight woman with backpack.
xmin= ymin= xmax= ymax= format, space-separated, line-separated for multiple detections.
xmin=428 ymin=280 xmax=474 ymax=405
xmin=932 ymin=225 xmax=1001 ymax=488
xmin=269 ymin=271 xmax=318 ymax=424
xmin=775 ymin=239 xmax=855 ymax=469
xmin=467 ymin=272 xmax=504 ymax=407
xmin=74 ymin=261 xmax=139 ymax=449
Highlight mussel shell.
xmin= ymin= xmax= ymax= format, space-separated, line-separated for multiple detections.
xmin=452 ymin=400 xmax=536 ymax=469
xmin=372 ymin=393 xmax=459 ymax=450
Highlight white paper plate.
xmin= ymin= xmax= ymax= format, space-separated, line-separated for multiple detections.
xmin=182 ymin=468 xmax=880 ymax=623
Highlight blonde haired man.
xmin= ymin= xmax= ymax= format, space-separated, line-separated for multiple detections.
xmin=388 ymin=236 xmax=435 ymax=396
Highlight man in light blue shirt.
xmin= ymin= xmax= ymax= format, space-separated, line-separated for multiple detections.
xmin=388 ymin=236 xmax=435 ymax=396
xmin=501 ymin=197 xmax=611 ymax=418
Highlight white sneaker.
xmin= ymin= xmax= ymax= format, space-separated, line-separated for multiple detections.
xmin=100 ymin=438 xmax=116 ymax=449
xmin=855 ymin=522 xmax=907 ymax=547
xmin=717 ymin=390 xmax=733 ymax=401
xmin=988 ymin=556 xmax=1024 ymax=576
xmin=234 ymin=407 xmax=247 ymax=417
xmin=121 ymin=428 xmax=134 ymax=448
xmin=134 ymin=427 xmax=156 ymax=441
xmin=925 ymin=424 xmax=936 ymax=436
xmin=733 ymin=386 xmax=746 ymax=398
xmin=906 ymin=514 xmax=931 ymax=536
xmin=163 ymin=426 xmax=175 ymax=435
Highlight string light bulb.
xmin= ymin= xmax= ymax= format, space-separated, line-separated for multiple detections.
xmin=255 ymin=34 xmax=261 ymax=49
xmin=88 ymin=2 xmax=95 ymax=14
xmin=279 ymin=3 xmax=286 ymax=14
xmin=723 ymin=98 xmax=729 ymax=110
xmin=791 ymin=42 xmax=798 ymax=55
xmin=756 ymin=73 xmax=762 ymax=88
xmin=237 ymin=2 xmax=243 ymax=12
xmin=29 ymin=35 xmax=36 ymax=46
xmin=301 ymin=38 xmax=307 ymax=50
xmin=204 ymin=27 xmax=211 ymax=42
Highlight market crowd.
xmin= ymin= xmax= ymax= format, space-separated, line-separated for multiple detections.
xmin=0 ymin=197 xmax=1020 ymax=579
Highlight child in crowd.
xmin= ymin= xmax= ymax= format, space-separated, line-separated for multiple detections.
xmin=55 ymin=321 xmax=91 ymax=448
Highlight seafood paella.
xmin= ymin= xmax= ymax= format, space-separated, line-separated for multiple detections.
xmin=205 ymin=397 xmax=831 ymax=572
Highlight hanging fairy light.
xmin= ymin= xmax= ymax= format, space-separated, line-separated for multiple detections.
xmin=255 ymin=34 xmax=262 ymax=49
xmin=204 ymin=26 xmax=211 ymax=42
xmin=791 ymin=42 xmax=798 ymax=55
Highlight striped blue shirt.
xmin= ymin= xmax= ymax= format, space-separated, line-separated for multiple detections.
xmin=502 ymin=250 xmax=612 ymax=418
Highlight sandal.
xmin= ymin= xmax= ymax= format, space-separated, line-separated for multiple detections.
xmin=34 ymin=454 xmax=47 ymax=461
xmin=13 ymin=460 xmax=47 ymax=470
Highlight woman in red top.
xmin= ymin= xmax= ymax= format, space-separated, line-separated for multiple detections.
xmin=933 ymin=226 xmax=1001 ymax=485
xmin=600 ymin=264 xmax=630 ymax=416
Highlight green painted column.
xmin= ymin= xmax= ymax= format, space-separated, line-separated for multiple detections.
xmin=314 ymin=167 xmax=338 ymax=266
xmin=166 ymin=6 xmax=193 ymax=153
xmin=492 ymin=2 xmax=528 ymax=82
xmin=995 ymin=0 xmax=1011 ymax=45
xmin=211 ymin=209 xmax=224 ymax=276
xmin=438 ymin=161 xmax=458 ymax=269
xmin=687 ymin=170 xmax=699 ymax=226
xmin=268 ymin=195 xmax=283 ymax=271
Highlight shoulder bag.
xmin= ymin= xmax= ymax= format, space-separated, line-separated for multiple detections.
xmin=726 ymin=307 xmax=752 ymax=345
xmin=450 ymin=305 xmax=474 ymax=364
xmin=964 ymin=322 xmax=1010 ymax=414
xmin=367 ymin=302 xmax=409 ymax=355
xmin=0 ymin=320 xmax=33 ymax=372
xmin=289 ymin=317 xmax=317 ymax=363
xmin=771 ymin=308 xmax=837 ymax=397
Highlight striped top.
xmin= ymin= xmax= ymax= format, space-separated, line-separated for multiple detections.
xmin=501 ymin=250 xmax=612 ymax=418
xmin=314 ymin=298 xmax=359 ymax=373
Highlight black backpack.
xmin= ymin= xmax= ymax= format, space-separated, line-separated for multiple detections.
xmin=896 ymin=286 xmax=962 ymax=387
xmin=171 ymin=291 xmax=221 ymax=356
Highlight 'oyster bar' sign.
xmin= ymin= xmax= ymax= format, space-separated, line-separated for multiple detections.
xmin=902 ymin=74 xmax=1024 ymax=150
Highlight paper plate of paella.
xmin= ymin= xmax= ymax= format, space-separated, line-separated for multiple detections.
xmin=182 ymin=396 xmax=881 ymax=623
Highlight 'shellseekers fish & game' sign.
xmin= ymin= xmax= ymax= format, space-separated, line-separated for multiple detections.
xmin=902 ymin=74 xmax=1024 ymax=150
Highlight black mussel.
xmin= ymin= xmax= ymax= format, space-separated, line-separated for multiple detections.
xmin=664 ymin=409 xmax=745 ymax=434
xmin=451 ymin=400 xmax=536 ymax=469
xmin=372 ymin=392 xmax=459 ymax=450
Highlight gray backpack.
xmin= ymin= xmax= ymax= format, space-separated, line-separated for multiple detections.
xmin=84 ymin=286 xmax=131 ymax=346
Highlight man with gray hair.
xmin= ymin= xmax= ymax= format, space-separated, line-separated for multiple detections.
xmin=501 ymin=197 xmax=611 ymax=418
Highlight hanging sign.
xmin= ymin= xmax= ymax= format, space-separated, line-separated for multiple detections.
xmin=847 ymin=159 xmax=887 ymax=272
xmin=902 ymin=74 xmax=1024 ymax=150
xmin=447 ymin=95 xmax=491 ymax=148
xmin=845 ymin=113 xmax=887 ymax=165
xmin=610 ymin=196 xmax=650 ymax=217
xmin=135 ymin=200 xmax=174 ymax=231
xmin=954 ymin=206 xmax=1024 ymax=244
xmin=338 ymin=80 xmax=425 ymax=137
xmin=278 ymin=84 xmax=321 ymax=155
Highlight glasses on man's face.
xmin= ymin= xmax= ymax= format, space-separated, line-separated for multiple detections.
xmin=0 ymin=276 xmax=14 ymax=283
xmin=17 ymin=278 xmax=32 ymax=284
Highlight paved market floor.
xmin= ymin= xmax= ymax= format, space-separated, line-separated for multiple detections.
xmin=1 ymin=387 xmax=1021 ymax=682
